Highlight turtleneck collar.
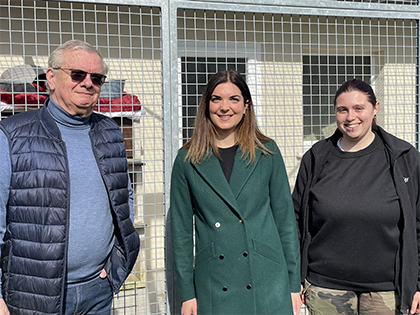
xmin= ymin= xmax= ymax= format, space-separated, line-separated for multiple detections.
xmin=47 ymin=97 xmax=91 ymax=129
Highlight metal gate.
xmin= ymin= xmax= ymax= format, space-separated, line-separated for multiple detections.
xmin=0 ymin=0 xmax=419 ymax=314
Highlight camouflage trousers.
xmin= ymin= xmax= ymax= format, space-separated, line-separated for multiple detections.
xmin=303 ymin=279 xmax=408 ymax=315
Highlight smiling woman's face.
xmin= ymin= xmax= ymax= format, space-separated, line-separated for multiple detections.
xmin=335 ymin=90 xmax=379 ymax=149
xmin=209 ymin=82 xmax=248 ymax=147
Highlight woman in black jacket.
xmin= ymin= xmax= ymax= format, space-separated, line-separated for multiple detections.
xmin=293 ymin=79 xmax=420 ymax=315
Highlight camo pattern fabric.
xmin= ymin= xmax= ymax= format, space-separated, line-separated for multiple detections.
xmin=303 ymin=279 xmax=407 ymax=315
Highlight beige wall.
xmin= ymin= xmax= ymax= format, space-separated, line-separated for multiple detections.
xmin=375 ymin=64 xmax=417 ymax=145
xmin=258 ymin=62 xmax=303 ymax=187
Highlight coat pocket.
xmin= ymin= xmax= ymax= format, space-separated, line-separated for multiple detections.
xmin=252 ymin=238 xmax=284 ymax=265
xmin=194 ymin=242 xmax=215 ymax=267
xmin=251 ymin=238 xmax=293 ymax=314
xmin=194 ymin=243 xmax=214 ymax=314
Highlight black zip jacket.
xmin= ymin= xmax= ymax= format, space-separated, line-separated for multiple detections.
xmin=293 ymin=125 xmax=420 ymax=313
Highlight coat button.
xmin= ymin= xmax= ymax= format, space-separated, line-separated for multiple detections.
xmin=222 ymin=286 xmax=228 ymax=291
xmin=219 ymin=254 xmax=224 ymax=259
xmin=242 ymin=252 xmax=248 ymax=257
xmin=215 ymin=222 xmax=221 ymax=228
xmin=238 ymin=219 xmax=243 ymax=224
xmin=246 ymin=284 xmax=252 ymax=290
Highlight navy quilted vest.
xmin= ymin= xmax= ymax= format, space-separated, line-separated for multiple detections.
xmin=0 ymin=101 xmax=140 ymax=314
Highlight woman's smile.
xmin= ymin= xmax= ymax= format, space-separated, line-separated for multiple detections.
xmin=209 ymin=82 xmax=248 ymax=147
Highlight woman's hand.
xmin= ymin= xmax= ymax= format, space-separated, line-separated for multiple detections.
xmin=181 ymin=298 xmax=197 ymax=315
xmin=291 ymin=291 xmax=302 ymax=315
xmin=411 ymin=291 xmax=420 ymax=314
xmin=300 ymin=284 xmax=306 ymax=305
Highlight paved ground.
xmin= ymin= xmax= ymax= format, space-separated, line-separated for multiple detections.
xmin=112 ymin=288 xmax=309 ymax=315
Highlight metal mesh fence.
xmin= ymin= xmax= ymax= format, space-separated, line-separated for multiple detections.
xmin=177 ymin=9 xmax=418 ymax=186
xmin=0 ymin=1 xmax=164 ymax=314
xmin=0 ymin=1 xmax=419 ymax=314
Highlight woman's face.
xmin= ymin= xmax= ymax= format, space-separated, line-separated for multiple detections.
xmin=335 ymin=90 xmax=379 ymax=148
xmin=209 ymin=82 xmax=248 ymax=147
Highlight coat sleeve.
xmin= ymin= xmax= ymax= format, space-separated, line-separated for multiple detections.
xmin=268 ymin=142 xmax=301 ymax=293
xmin=169 ymin=152 xmax=196 ymax=303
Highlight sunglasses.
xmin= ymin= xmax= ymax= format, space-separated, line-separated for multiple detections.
xmin=54 ymin=68 xmax=107 ymax=86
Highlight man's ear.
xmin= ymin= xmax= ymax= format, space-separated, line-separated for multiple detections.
xmin=46 ymin=68 xmax=56 ymax=92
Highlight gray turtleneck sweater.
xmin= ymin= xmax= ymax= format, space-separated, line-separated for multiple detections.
xmin=0 ymin=99 xmax=134 ymax=297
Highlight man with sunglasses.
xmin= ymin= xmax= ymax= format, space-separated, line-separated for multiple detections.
xmin=0 ymin=39 xmax=140 ymax=315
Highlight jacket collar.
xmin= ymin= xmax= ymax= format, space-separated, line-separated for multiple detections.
xmin=38 ymin=98 xmax=61 ymax=139
xmin=313 ymin=125 xmax=412 ymax=161
xmin=372 ymin=124 xmax=412 ymax=160
xmin=306 ymin=124 xmax=413 ymax=189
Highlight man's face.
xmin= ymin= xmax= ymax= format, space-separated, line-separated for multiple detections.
xmin=46 ymin=49 xmax=105 ymax=117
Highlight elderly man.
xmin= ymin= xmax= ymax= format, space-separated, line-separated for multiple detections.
xmin=0 ymin=40 xmax=140 ymax=315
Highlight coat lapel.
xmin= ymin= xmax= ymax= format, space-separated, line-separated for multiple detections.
xmin=229 ymin=147 xmax=262 ymax=199
xmin=193 ymin=154 xmax=239 ymax=211
xmin=192 ymin=148 xmax=262 ymax=216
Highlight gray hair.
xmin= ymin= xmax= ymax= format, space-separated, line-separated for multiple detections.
xmin=48 ymin=39 xmax=108 ymax=74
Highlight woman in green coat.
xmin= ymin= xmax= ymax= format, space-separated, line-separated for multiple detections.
xmin=170 ymin=70 xmax=301 ymax=315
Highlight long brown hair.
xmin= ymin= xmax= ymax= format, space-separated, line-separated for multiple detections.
xmin=182 ymin=70 xmax=272 ymax=163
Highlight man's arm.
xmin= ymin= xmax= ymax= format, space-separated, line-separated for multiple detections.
xmin=0 ymin=129 xmax=11 ymax=311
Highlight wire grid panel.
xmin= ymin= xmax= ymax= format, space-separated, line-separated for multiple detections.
xmin=177 ymin=9 xmax=418 ymax=187
xmin=0 ymin=0 xmax=419 ymax=315
xmin=0 ymin=1 xmax=165 ymax=314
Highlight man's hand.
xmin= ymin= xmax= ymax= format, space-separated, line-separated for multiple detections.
xmin=181 ymin=298 xmax=197 ymax=315
xmin=0 ymin=298 xmax=10 ymax=315
xmin=99 ymin=268 xmax=107 ymax=279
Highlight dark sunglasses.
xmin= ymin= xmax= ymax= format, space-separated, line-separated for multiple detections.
xmin=54 ymin=68 xmax=107 ymax=86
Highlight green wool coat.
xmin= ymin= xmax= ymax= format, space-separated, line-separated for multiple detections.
xmin=170 ymin=141 xmax=301 ymax=315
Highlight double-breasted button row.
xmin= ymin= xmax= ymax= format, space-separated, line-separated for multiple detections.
xmin=221 ymin=284 xmax=252 ymax=291
xmin=218 ymin=252 xmax=248 ymax=258
xmin=218 ymin=252 xmax=247 ymax=259
xmin=215 ymin=220 xmax=244 ymax=227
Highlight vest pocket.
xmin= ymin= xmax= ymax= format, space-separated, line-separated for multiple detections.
xmin=104 ymin=243 xmax=126 ymax=293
